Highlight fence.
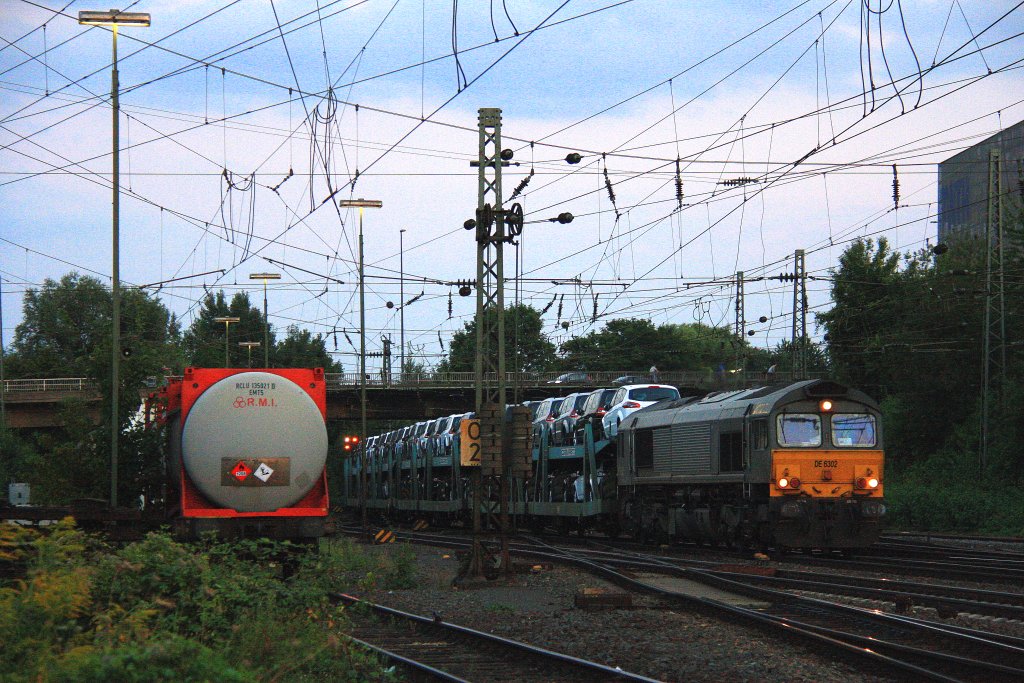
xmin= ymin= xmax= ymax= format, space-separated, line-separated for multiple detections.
xmin=2 ymin=378 xmax=95 ymax=393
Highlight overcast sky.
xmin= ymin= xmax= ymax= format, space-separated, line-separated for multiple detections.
xmin=2 ymin=0 xmax=1022 ymax=373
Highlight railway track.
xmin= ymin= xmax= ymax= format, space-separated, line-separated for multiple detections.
xmin=529 ymin=538 xmax=1024 ymax=683
xmin=333 ymin=594 xmax=660 ymax=682
xmin=340 ymin=526 xmax=1024 ymax=682
xmin=780 ymin=546 xmax=1024 ymax=585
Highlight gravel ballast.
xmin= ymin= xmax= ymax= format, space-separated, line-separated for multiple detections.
xmin=346 ymin=541 xmax=899 ymax=683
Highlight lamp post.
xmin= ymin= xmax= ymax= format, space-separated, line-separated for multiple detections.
xmin=249 ymin=272 xmax=280 ymax=367
xmin=78 ymin=9 xmax=151 ymax=510
xmin=339 ymin=198 xmax=383 ymax=532
xmin=399 ymin=228 xmax=405 ymax=382
xmin=238 ymin=341 xmax=261 ymax=368
xmin=213 ymin=316 xmax=240 ymax=367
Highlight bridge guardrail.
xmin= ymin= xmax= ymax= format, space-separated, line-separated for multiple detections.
xmin=2 ymin=378 xmax=95 ymax=393
xmin=3 ymin=371 xmax=817 ymax=394
xmin=323 ymin=370 xmax=815 ymax=389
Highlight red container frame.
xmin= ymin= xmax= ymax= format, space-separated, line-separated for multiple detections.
xmin=175 ymin=367 xmax=329 ymax=519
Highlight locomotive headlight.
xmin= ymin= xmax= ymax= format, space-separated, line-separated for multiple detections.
xmin=856 ymin=476 xmax=880 ymax=489
xmin=867 ymin=477 xmax=879 ymax=489
xmin=777 ymin=477 xmax=789 ymax=489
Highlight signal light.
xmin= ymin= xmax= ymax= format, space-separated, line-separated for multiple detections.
xmin=342 ymin=435 xmax=361 ymax=452
xmin=778 ymin=477 xmax=789 ymax=489
xmin=856 ymin=476 xmax=880 ymax=490
xmin=819 ymin=399 xmax=833 ymax=412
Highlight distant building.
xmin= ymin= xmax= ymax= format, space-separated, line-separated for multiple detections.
xmin=937 ymin=118 xmax=1024 ymax=243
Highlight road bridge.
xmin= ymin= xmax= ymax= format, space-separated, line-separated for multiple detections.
xmin=3 ymin=369 xmax=796 ymax=428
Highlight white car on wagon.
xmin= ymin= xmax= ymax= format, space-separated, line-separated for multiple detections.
xmin=601 ymin=384 xmax=681 ymax=438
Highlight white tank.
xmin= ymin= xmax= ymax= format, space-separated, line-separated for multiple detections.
xmin=180 ymin=371 xmax=328 ymax=512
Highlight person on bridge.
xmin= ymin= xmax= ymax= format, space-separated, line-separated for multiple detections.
xmin=649 ymin=365 xmax=659 ymax=382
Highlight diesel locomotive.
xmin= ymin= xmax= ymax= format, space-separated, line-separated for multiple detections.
xmin=344 ymin=379 xmax=885 ymax=551
xmin=615 ymin=379 xmax=885 ymax=549
xmin=158 ymin=367 xmax=330 ymax=541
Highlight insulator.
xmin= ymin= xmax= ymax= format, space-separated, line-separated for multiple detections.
xmin=557 ymin=294 xmax=564 ymax=323
xmin=675 ymin=158 xmax=684 ymax=209
xmin=500 ymin=148 xmax=514 ymax=161
xmin=540 ymin=294 xmax=556 ymax=314
xmin=447 ymin=291 xmax=453 ymax=318
xmin=603 ymin=161 xmax=617 ymax=206
xmin=510 ymin=168 xmax=534 ymax=200
xmin=565 ymin=152 xmax=582 ymax=164
xmin=438 ymin=332 xmax=444 ymax=350
xmin=891 ymin=164 xmax=900 ymax=209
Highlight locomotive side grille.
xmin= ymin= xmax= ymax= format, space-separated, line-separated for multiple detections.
xmin=652 ymin=424 xmax=711 ymax=474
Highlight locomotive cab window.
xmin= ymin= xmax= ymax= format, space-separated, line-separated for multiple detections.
xmin=831 ymin=414 xmax=876 ymax=447
xmin=777 ymin=413 xmax=821 ymax=447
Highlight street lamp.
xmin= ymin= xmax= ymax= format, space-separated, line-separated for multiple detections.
xmin=339 ymin=198 xmax=383 ymax=531
xmin=79 ymin=8 xmax=151 ymax=510
xmin=238 ymin=341 xmax=261 ymax=368
xmin=213 ymin=317 xmax=240 ymax=367
xmin=249 ymin=272 xmax=280 ymax=367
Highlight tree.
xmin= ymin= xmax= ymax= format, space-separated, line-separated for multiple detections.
xmin=274 ymin=325 xmax=342 ymax=371
xmin=437 ymin=304 xmax=557 ymax=373
xmin=816 ymin=236 xmax=993 ymax=464
xmin=182 ymin=291 xmax=269 ymax=368
xmin=4 ymin=272 xmax=181 ymax=503
xmin=559 ymin=318 xmax=748 ymax=373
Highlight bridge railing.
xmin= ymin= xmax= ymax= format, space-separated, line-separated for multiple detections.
xmin=2 ymin=370 xmax=817 ymax=394
xmin=323 ymin=369 xmax=814 ymax=389
xmin=2 ymin=378 xmax=95 ymax=393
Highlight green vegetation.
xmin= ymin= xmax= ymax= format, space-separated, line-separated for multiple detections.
xmin=818 ymin=222 xmax=1024 ymax=535
xmin=0 ymin=522 xmax=410 ymax=682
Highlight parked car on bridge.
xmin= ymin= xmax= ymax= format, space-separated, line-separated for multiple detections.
xmin=602 ymin=384 xmax=680 ymax=438
xmin=547 ymin=371 xmax=593 ymax=385
xmin=611 ymin=375 xmax=647 ymax=386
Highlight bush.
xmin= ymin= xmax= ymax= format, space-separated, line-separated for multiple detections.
xmin=0 ymin=526 xmax=393 ymax=682
xmin=886 ymin=451 xmax=1024 ymax=535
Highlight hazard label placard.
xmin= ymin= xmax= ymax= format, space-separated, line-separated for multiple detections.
xmin=221 ymin=458 xmax=291 ymax=486
xmin=232 ymin=461 xmax=252 ymax=481
xmin=253 ymin=463 xmax=274 ymax=482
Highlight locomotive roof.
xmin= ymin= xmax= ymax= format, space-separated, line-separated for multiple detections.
xmin=623 ymin=379 xmax=879 ymax=432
